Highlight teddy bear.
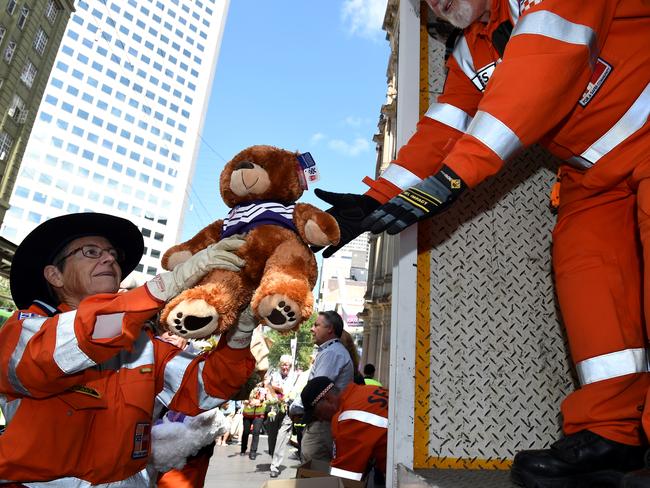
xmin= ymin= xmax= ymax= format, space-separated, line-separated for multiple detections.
xmin=159 ymin=145 xmax=340 ymax=339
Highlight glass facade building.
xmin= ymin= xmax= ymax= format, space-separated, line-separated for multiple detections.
xmin=0 ymin=0 xmax=229 ymax=285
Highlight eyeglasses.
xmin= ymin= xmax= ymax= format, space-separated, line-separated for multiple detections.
xmin=56 ymin=244 xmax=124 ymax=265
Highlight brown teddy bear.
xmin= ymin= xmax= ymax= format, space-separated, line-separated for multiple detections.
xmin=160 ymin=145 xmax=340 ymax=338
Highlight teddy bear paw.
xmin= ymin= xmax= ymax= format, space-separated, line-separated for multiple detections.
xmin=165 ymin=299 xmax=220 ymax=339
xmin=257 ymin=295 xmax=300 ymax=331
xmin=304 ymin=220 xmax=340 ymax=246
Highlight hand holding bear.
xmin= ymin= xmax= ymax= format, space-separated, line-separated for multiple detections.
xmin=146 ymin=236 xmax=246 ymax=302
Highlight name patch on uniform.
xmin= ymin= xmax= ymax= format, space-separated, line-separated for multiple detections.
xmin=70 ymin=384 xmax=101 ymax=398
xmin=132 ymin=422 xmax=151 ymax=459
xmin=471 ymin=62 xmax=496 ymax=91
xmin=579 ymin=58 xmax=612 ymax=107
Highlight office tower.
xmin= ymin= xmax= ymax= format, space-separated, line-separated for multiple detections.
xmin=0 ymin=0 xmax=229 ymax=285
xmin=0 ymin=0 xmax=75 ymax=275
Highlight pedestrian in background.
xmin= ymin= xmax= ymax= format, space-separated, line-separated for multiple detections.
xmin=289 ymin=311 xmax=353 ymax=463
xmin=241 ymin=382 xmax=269 ymax=460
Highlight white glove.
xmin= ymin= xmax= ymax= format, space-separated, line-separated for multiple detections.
xmin=146 ymin=236 xmax=246 ymax=302
xmin=226 ymin=305 xmax=257 ymax=349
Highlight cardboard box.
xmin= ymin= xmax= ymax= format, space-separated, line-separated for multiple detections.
xmin=260 ymin=477 xmax=344 ymax=488
xmin=296 ymin=460 xmax=367 ymax=488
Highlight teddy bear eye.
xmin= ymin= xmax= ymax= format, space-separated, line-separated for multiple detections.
xmin=235 ymin=161 xmax=255 ymax=170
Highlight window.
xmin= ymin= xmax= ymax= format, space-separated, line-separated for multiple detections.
xmin=0 ymin=131 xmax=14 ymax=160
xmin=21 ymin=60 xmax=38 ymax=88
xmin=9 ymin=94 xmax=27 ymax=123
xmin=146 ymin=266 xmax=157 ymax=276
xmin=18 ymin=6 xmax=30 ymax=30
xmin=0 ymin=26 xmax=6 ymax=46
xmin=33 ymin=28 xmax=49 ymax=55
xmin=45 ymin=0 xmax=60 ymax=24
xmin=4 ymin=40 xmax=16 ymax=63
xmin=6 ymin=0 xmax=17 ymax=15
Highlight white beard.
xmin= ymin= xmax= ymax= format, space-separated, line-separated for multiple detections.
xmin=442 ymin=0 xmax=476 ymax=28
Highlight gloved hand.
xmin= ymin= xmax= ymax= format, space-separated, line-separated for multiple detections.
xmin=362 ymin=165 xmax=466 ymax=235
xmin=226 ymin=305 xmax=257 ymax=349
xmin=146 ymin=236 xmax=246 ymax=302
xmin=313 ymin=189 xmax=381 ymax=258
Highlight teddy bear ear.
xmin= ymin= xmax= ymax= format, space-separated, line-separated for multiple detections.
xmin=161 ymin=245 xmax=192 ymax=271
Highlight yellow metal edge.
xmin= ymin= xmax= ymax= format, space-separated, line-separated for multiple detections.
xmin=413 ymin=0 xmax=433 ymax=469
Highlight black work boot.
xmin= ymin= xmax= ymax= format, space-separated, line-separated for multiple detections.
xmin=510 ymin=430 xmax=644 ymax=488
xmin=621 ymin=452 xmax=650 ymax=487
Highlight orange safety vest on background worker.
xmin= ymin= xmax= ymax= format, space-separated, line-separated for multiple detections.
xmin=0 ymin=286 xmax=254 ymax=486
xmin=330 ymin=383 xmax=388 ymax=481
xmin=363 ymin=0 xmax=650 ymax=446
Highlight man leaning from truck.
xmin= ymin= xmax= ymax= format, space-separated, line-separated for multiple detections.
xmin=315 ymin=0 xmax=650 ymax=486
xmin=0 ymin=212 xmax=256 ymax=486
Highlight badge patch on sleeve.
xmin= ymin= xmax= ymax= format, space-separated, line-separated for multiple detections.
xmin=579 ymin=58 xmax=612 ymax=107
xmin=132 ymin=422 xmax=151 ymax=459
xmin=520 ymin=0 xmax=543 ymax=12
xmin=471 ymin=62 xmax=496 ymax=92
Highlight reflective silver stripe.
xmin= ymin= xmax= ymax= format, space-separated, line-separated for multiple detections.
xmin=0 ymin=394 xmax=20 ymax=423
xmin=466 ymin=110 xmax=522 ymax=160
xmin=452 ymin=34 xmax=475 ymax=80
xmin=425 ymin=103 xmax=473 ymax=133
xmin=572 ymin=82 xmax=650 ymax=167
xmin=576 ymin=348 xmax=648 ymax=386
xmin=379 ymin=163 xmax=422 ymax=190
xmin=98 ymin=330 xmax=153 ymax=371
xmin=508 ymin=0 xmax=520 ymax=23
xmin=512 ymin=11 xmax=597 ymax=65
xmin=565 ymin=155 xmax=594 ymax=170
xmin=22 ymin=467 xmax=151 ymax=487
xmin=92 ymin=312 xmax=125 ymax=339
xmin=197 ymin=361 xmax=227 ymax=410
xmin=330 ymin=466 xmax=364 ymax=481
xmin=157 ymin=349 xmax=194 ymax=406
xmin=338 ymin=409 xmax=388 ymax=429
xmin=53 ymin=311 xmax=96 ymax=374
xmin=9 ymin=317 xmax=47 ymax=395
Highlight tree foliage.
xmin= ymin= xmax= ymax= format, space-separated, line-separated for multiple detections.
xmin=266 ymin=313 xmax=316 ymax=370
xmin=0 ymin=276 xmax=15 ymax=310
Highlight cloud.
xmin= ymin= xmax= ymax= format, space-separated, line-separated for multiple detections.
xmin=341 ymin=0 xmax=388 ymax=40
xmin=343 ymin=116 xmax=363 ymax=127
xmin=328 ymin=137 xmax=371 ymax=157
xmin=310 ymin=132 xmax=326 ymax=144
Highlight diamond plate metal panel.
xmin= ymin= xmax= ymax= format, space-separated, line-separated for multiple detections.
xmin=424 ymin=152 xmax=576 ymax=464
xmin=419 ymin=26 xmax=576 ymax=467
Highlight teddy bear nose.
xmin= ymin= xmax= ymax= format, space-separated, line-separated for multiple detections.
xmin=235 ymin=161 xmax=255 ymax=170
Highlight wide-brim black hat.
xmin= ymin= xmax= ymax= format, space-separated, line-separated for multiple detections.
xmin=10 ymin=212 xmax=144 ymax=309
xmin=300 ymin=376 xmax=335 ymax=424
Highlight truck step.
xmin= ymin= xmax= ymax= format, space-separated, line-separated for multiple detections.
xmin=397 ymin=464 xmax=518 ymax=487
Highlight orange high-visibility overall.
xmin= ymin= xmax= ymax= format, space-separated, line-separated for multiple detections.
xmin=0 ymin=286 xmax=254 ymax=485
xmin=330 ymin=383 xmax=388 ymax=480
xmin=364 ymin=0 xmax=650 ymax=445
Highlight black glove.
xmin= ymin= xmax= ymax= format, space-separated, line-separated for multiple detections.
xmin=361 ymin=165 xmax=465 ymax=235
xmin=314 ymin=189 xmax=381 ymax=258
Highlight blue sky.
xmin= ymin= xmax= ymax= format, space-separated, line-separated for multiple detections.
xmin=181 ymin=0 xmax=390 ymax=240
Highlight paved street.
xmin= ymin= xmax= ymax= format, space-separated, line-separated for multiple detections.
xmin=204 ymin=435 xmax=303 ymax=487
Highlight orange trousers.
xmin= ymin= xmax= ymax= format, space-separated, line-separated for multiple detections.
xmin=157 ymin=442 xmax=215 ymax=488
xmin=554 ymin=166 xmax=650 ymax=446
